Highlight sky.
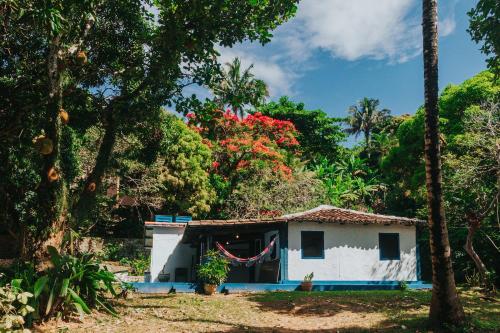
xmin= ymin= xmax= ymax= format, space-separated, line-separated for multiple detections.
xmin=192 ymin=0 xmax=487 ymax=125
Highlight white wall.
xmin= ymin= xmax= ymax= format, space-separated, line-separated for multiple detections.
xmin=287 ymin=222 xmax=417 ymax=281
xmin=150 ymin=227 xmax=195 ymax=282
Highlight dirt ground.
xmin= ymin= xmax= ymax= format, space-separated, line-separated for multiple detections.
xmin=36 ymin=290 xmax=499 ymax=333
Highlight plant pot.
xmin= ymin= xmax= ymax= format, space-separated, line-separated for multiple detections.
xmin=300 ymin=281 xmax=313 ymax=291
xmin=204 ymin=283 xmax=218 ymax=295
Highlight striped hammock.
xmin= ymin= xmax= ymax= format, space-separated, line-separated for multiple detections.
xmin=215 ymin=237 xmax=278 ymax=267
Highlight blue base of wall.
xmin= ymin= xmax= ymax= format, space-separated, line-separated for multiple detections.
xmin=131 ymin=281 xmax=432 ymax=293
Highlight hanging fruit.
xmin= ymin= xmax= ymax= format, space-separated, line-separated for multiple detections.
xmin=47 ymin=167 xmax=59 ymax=182
xmin=76 ymin=50 xmax=87 ymax=65
xmin=87 ymin=182 xmax=96 ymax=192
xmin=33 ymin=135 xmax=54 ymax=155
xmin=59 ymin=108 xmax=69 ymax=124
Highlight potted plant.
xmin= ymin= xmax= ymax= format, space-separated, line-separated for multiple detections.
xmin=301 ymin=272 xmax=314 ymax=291
xmin=197 ymin=250 xmax=229 ymax=295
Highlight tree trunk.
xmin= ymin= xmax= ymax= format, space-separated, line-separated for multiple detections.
xmin=422 ymin=0 xmax=465 ymax=326
xmin=73 ymin=106 xmax=117 ymax=223
xmin=464 ymin=216 xmax=490 ymax=286
xmin=31 ymin=35 xmax=68 ymax=262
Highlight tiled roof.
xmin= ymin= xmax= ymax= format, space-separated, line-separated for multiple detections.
xmin=145 ymin=205 xmax=425 ymax=228
xmin=284 ymin=205 xmax=425 ymax=226
xmin=188 ymin=217 xmax=286 ymax=227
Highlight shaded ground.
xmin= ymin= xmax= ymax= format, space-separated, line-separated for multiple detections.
xmin=37 ymin=289 xmax=499 ymax=332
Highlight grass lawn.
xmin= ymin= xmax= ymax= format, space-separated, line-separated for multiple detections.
xmin=38 ymin=289 xmax=499 ymax=332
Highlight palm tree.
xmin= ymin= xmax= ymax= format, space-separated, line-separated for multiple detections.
xmin=346 ymin=97 xmax=390 ymax=148
xmin=211 ymin=57 xmax=269 ymax=118
xmin=422 ymin=0 xmax=465 ymax=326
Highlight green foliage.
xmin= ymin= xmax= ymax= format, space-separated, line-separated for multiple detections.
xmin=1 ymin=0 xmax=299 ymax=254
xmin=41 ymin=246 xmax=118 ymax=318
xmin=0 ymin=279 xmax=34 ymax=333
xmin=398 ymin=281 xmax=409 ymax=291
xmin=4 ymin=249 xmax=118 ymax=322
xmin=211 ymin=58 xmax=269 ymax=118
xmin=119 ymin=254 xmax=150 ymax=276
xmin=222 ymin=165 xmax=325 ymax=219
xmin=158 ymin=114 xmax=215 ymax=216
xmin=197 ymin=250 xmax=230 ymax=286
xmin=468 ymin=0 xmax=500 ymax=78
xmin=257 ymin=96 xmax=346 ymax=161
xmin=382 ymin=71 xmax=500 ymax=284
xmin=312 ymin=155 xmax=385 ymax=211
xmin=382 ymin=71 xmax=500 ymax=216
xmin=345 ymin=97 xmax=391 ymax=147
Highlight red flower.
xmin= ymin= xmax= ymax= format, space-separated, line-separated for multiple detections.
xmin=186 ymin=112 xmax=195 ymax=119
xmin=212 ymin=161 xmax=220 ymax=168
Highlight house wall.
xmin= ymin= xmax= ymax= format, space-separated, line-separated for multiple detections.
xmin=287 ymin=222 xmax=417 ymax=281
xmin=150 ymin=227 xmax=195 ymax=282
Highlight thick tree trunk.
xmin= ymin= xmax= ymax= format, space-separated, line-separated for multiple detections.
xmin=31 ymin=35 xmax=68 ymax=262
xmin=422 ymin=0 xmax=465 ymax=326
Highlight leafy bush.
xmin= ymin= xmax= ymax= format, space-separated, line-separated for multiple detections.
xmin=0 ymin=278 xmax=34 ymax=333
xmin=40 ymin=246 xmax=118 ymax=318
xmin=197 ymin=250 xmax=229 ymax=285
xmin=119 ymin=254 xmax=150 ymax=276
xmin=3 ymin=247 xmax=118 ymax=323
xmin=399 ymin=281 xmax=409 ymax=291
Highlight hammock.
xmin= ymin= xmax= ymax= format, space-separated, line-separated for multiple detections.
xmin=215 ymin=237 xmax=278 ymax=267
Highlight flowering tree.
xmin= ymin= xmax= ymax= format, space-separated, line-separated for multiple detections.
xmin=186 ymin=106 xmax=300 ymax=217
xmin=187 ymin=108 xmax=298 ymax=178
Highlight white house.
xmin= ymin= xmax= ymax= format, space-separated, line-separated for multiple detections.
xmin=143 ymin=205 xmax=426 ymax=289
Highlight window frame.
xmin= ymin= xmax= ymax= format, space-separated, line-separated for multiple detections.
xmin=300 ymin=231 xmax=325 ymax=259
xmin=378 ymin=233 xmax=400 ymax=261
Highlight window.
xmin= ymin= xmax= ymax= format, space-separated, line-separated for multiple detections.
xmin=301 ymin=231 xmax=324 ymax=259
xmin=379 ymin=233 xmax=400 ymax=260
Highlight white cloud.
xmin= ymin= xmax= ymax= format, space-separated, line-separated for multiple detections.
xmin=215 ymin=0 xmax=457 ymax=98
xmin=287 ymin=0 xmax=421 ymax=62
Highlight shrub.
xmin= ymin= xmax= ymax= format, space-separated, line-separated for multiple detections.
xmin=197 ymin=250 xmax=229 ymax=285
xmin=40 ymin=246 xmax=118 ymax=318
xmin=0 ymin=278 xmax=34 ymax=333
xmin=119 ymin=254 xmax=150 ymax=276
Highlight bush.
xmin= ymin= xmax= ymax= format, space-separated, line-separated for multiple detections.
xmin=40 ymin=246 xmax=118 ymax=318
xmin=197 ymin=250 xmax=229 ymax=285
xmin=119 ymin=254 xmax=150 ymax=276
xmin=0 ymin=278 xmax=34 ymax=333
xmin=3 ymin=247 xmax=119 ymax=324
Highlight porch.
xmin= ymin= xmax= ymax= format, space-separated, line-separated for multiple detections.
xmin=181 ymin=218 xmax=288 ymax=284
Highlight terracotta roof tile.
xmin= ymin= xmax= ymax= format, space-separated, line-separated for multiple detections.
xmin=144 ymin=206 xmax=425 ymax=228
xmin=285 ymin=205 xmax=425 ymax=226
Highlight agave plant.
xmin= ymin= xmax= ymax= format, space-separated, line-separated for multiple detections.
xmin=39 ymin=246 xmax=118 ymax=318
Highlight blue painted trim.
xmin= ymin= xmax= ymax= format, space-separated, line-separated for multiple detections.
xmin=279 ymin=224 xmax=288 ymax=282
xmin=131 ymin=281 xmax=432 ymax=293
xmin=301 ymin=231 xmax=325 ymax=259
xmin=175 ymin=216 xmax=192 ymax=222
xmin=379 ymin=233 xmax=400 ymax=260
xmin=154 ymin=215 xmax=192 ymax=222
xmin=155 ymin=215 xmax=173 ymax=222
xmin=416 ymin=227 xmax=422 ymax=280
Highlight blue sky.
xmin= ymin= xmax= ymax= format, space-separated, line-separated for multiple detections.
xmin=206 ymin=0 xmax=487 ymax=122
